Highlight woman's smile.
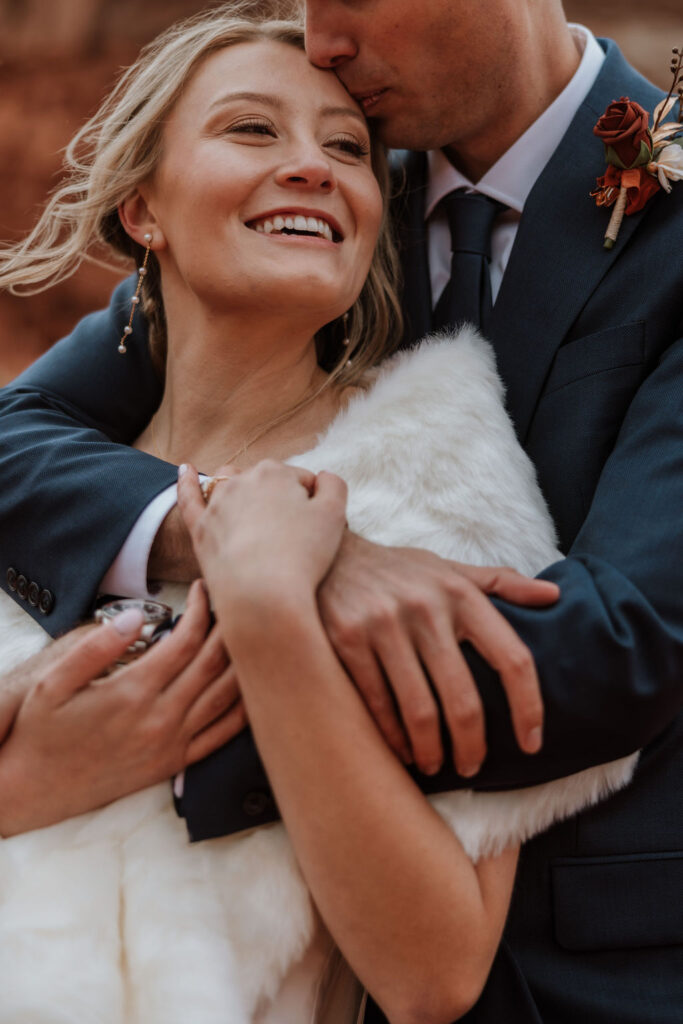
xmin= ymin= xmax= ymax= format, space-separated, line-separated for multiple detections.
xmin=246 ymin=207 xmax=343 ymax=243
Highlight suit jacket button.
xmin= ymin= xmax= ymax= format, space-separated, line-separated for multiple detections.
xmin=27 ymin=581 xmax=41 ymax=607
xmin=16 ymin=574 xmax=28 ymax=600
xmin=243 ymin=791 xmax=270 ymax=817
xmin=38 ymin=589 xmax=54 ymax=615
xmin=6 ymin=567 xmax=18 ymax=592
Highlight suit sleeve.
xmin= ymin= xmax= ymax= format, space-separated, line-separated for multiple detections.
xmin=0 ymin=277 xmax=176 ymax=635
xmin=181 ymin=326 xmax=683 ymax=840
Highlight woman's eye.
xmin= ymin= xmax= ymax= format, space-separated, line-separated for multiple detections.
xmin=226 ymin=119 xmax=276 ymax=137
xmin=327 ymin=135 xmax=371 ymax=159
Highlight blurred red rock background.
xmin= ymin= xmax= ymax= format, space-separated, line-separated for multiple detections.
xmin=0 ymin=0 xmax=680 ymax=384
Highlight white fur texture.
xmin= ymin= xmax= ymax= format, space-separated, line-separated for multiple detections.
xmin=0 ymin=330 xmax=637 ymax=1022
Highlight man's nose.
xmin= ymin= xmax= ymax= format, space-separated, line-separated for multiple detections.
xmin=304 ymin=1 xmax=356 ymax=69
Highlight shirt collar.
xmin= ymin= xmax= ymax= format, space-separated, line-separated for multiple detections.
xmin=425 ymin=25 xmax=605 ymax=218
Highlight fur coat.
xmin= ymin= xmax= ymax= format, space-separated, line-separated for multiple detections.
xmin=0 ymin=330 xmax=637 ymax=1023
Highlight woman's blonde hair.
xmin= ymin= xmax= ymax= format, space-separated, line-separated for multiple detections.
xmin=0 ymin=0 xmax=402 ymax=387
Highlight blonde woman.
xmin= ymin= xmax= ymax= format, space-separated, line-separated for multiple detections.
xmin=0 ymin=4 xmax=637 ymax=1022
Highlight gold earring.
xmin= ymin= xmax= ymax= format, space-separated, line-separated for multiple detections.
xmin=342 ymin=311 xmax=354 ymax=366
xmin=342 ymin=311 xmax=351 ymax=347
xmin=118 ymin=233 xmax=152 ymax=354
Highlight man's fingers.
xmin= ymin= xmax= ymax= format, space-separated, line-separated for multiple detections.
xmin=454 ymin=563 xmax=560 ymax=607
xmin=184 ymin=699 xmax=249 ymax=765
xmin=339 ymin=643 xmax=412 ymax=764
xmin=415 ymin=616 xmax=487 ymax=777
xmin=374 ymin=628 xmax=444 ymax=775
xmin=458 ymin=589 xmax=544 ymax=754
xmin=177 ymin=463 xmax=205 ymax=536
xmin=45 ymin=609 xmax=145 ymax=706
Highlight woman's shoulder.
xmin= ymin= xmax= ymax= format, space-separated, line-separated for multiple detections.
xmin=312 ymin=325 xmax=507 ymax=462
xmin=338 ymin=326 xmax=505 ymax=431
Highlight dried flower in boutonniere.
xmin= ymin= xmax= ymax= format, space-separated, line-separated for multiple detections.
xmin=591 ymin=46 xmax=683 ymax=249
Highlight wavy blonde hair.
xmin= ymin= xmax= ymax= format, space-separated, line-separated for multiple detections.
xmin=0 ymin=0 xmax=402 ymax=387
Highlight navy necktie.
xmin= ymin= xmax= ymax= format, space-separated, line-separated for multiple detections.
xmin=432 ymin=190 xmax=507 ymax=335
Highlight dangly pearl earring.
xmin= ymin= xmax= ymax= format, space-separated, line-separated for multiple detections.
xmin=118 ymin=232 xmax=153 ymax=354
xmin=342 ymin=311 xmax=353 ymax=367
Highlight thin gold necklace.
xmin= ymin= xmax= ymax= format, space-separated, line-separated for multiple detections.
xmin=149 ymin=377 xmax=329 ymax=469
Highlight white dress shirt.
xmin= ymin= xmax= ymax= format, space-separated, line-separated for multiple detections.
xmin=427 ymin=24 xmax=604 ymax=305
xmin=101 ymin=25 xmax=605 ymax=599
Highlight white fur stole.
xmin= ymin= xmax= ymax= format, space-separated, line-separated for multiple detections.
xmin=0 ymin=330 xmax=637 ymax=1023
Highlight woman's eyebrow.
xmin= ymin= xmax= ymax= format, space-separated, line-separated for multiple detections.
xmin=207 ymin=90 xmax=284 ymax=113
xmin=320 ymin=105 xmax=367 ymax=125
xmin=206 ymin=93 xmax=366 ymax=126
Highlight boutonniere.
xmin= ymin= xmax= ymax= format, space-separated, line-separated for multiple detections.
xmin=591 ymin=46 xmax=683 ymax=249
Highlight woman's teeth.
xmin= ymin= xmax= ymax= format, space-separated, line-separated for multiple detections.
xmin=250 ymin=215 xmax=336 ymax=241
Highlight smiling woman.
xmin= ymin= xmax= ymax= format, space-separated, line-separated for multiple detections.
xmin=117 ymin=37 xmax=388 ymax=470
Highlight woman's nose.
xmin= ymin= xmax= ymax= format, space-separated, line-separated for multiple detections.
xmin=274 ymin=152 xmax=337 ymax=193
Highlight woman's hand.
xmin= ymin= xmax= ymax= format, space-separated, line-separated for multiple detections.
xmin=0 ymin=580 xmax=246 ymax=836
xmin=177 ymin=461 xmax=348 ymax=615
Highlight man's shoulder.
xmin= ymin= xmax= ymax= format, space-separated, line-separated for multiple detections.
xmin=586 ymin=38 xmax=667 ymax=116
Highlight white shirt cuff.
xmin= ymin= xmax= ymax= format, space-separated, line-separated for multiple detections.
xmin=100 ymin=483 xmax=179 ymax=599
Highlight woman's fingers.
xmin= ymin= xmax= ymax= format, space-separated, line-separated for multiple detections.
xmin=113 ymin=579 xmax=212 ymax=696
xmin=181 ymin=663 xmax=241 ymax=738
xmin=163 ymin=623 xmax=230 ymax=707
xmin=314 ymin=469 xmax=348 ymax=506
xmin=177 ymin=463 xmax=205 ymax=536
xmin=293 ymin=464 xmax=318 ymax=495
xmin=43 ymin=608 xmax=146 ymax=706
xmin=184 ymin=698 xmax=249 ymax=765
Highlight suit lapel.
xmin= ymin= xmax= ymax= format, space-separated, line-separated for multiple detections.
xmin=488 ymin=41 xmax=664 ymax=442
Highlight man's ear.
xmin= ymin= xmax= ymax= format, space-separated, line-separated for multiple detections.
xmin=118 ymin=190 xmax=166 ymax=251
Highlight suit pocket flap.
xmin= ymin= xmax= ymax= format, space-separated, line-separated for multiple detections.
xmin=552 ymin=853 xmax=683 ymax=951
xmin=545 ymin=322 xmax=645 ymax=394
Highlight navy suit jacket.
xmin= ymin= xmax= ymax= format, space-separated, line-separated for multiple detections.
xmin=0 ymin=41 xmax=681 ymax=1021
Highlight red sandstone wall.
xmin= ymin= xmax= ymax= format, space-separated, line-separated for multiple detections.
xmin=0 ymin=0 xmax=679 ymax=384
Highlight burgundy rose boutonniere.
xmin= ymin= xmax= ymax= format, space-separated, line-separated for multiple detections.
xmin=591 ymin=47 xmax=683 ymax=249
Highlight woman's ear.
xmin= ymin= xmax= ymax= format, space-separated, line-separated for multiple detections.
xmin=118 ymin=190 xmax=166 ymax=250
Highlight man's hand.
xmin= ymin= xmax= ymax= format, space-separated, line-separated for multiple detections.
xmin=148 ymin=503 xmax=200 ymax=583
xmin=0 ymin=580 xmax=246 ymax=836
xmin=318 ymin=532 xmax=560 ymax=778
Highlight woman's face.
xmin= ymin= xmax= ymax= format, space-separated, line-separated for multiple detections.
xmin=142 ymin=39 xmax=382 ymax=327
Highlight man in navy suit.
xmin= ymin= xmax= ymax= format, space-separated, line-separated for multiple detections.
xmin=0 ymin=1 xmax=681 ymax=1020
